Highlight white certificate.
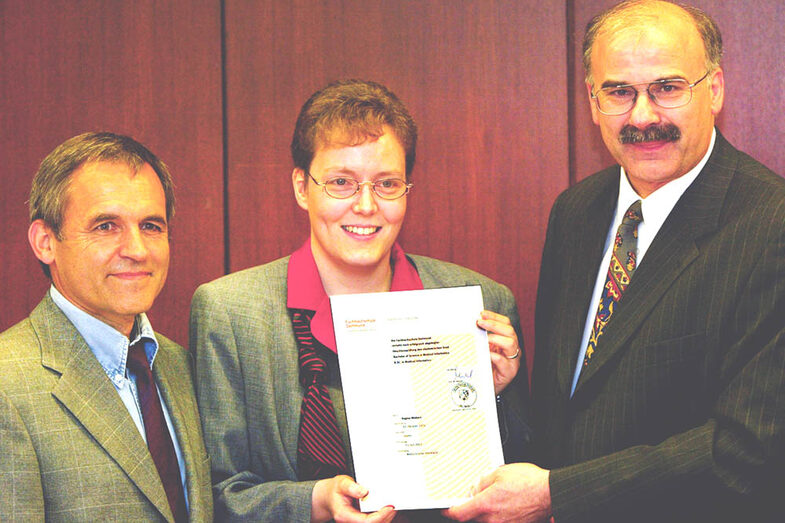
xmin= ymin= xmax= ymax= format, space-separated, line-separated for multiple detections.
xmin=330 ymin=285 xmax=504 ymax=512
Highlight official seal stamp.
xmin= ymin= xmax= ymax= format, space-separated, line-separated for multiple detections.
xmin=450 ymin=381 xmax=477 ymax=408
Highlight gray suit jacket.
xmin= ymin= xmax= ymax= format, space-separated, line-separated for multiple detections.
xmin=533 ymin=132 xmax=785 ymax=522
xmin=0 ymin=293 xmax=213 ymax=522
xmin=191 ymin=254 xmax=530 ymax=522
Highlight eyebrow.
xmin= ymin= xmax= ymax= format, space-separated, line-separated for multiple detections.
xmin=322 ymin=168 xmax=404 ymax=179
xmin=143 ymin=216 xmax=168 ymax=228
xmin=599 ymin=75 xmax=688 ymax=89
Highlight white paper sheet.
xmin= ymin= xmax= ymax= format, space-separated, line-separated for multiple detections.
xmin=330 ymin=285 xmax=504 ymax=512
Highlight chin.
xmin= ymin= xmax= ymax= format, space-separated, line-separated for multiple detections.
xmin=343 ymin=258 xmax=383 ymax=270
xmin=341 ymin=251 xmax=387 ymax=269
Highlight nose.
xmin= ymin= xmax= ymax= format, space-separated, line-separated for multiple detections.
xmin=352 ymin=182 xmax=378 ymax=215
xmin=119 ymin=227 xmax=148 ymax=261
xmin=627 ymin=90 xmax=661 ymax=128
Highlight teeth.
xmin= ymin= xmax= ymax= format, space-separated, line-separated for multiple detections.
xmin=343 ymin=225 xmax=378 ymax=235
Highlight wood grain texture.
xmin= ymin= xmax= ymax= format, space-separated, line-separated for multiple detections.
xmin=570 ymin=0 xmax=785 ymax=182
xmin=224 ymin=0 xmax=570 ymax=371
xmin=1 ymin=0 xmax=780 ymax=366
xmin=0 ymin=0 xmax=224 ymax=345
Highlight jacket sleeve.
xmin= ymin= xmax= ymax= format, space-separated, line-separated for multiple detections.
xmin=0 ymin=388 xmax=45 ymax=522
xmin=190 ymin=284 xmax=316 ymax=522
xmin=548 ymin=206 xmax=785 ymax=522
xmin=482 ymin=276 xmax=533 ymax=464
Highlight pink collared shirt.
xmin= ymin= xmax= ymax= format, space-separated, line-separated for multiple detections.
xmin=286 ymin=239 xmax=423 ymax=353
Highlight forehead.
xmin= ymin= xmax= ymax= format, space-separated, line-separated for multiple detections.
xmin=64 ymin=161 xmax=165 ymax=217
xmin=312 ymin=127 xmax=405 ymax=164
xmin=593 ymin=10 xmax=705 ymax=81
xmin=314 ymin=123 xmax=384 ymax=150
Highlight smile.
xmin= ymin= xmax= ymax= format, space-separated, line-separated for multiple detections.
xmin=110 ymin=272 xmax=152 ymax=280
xmin=342 ymin=225 xmax=380 ymax=235
xmin=628 ymin=141 xmax=670 ymax=150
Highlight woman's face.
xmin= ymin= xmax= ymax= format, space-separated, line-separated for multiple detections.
xmin=293 ymin=127 xmax=408 ymax=280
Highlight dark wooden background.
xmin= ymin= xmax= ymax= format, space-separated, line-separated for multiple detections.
xmin=2 ymin=1 xmax=782 ymax=376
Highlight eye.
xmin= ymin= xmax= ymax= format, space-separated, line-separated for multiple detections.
xmin=606 ymin=86 xmax=635 ymax=99
xmin=327 ymin=177 xmax=355 ymax=187
xmin=655 ymin=81 xmax=686 ymax=94
xmin=94 ymin=222 xmax=116 ymax=232
xmin=378 ymin=179 xmax=399 ymax=189
xmin=141 ymin=222 xmax=165 ymax=233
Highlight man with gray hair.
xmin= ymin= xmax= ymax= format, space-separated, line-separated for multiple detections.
xmin=445 ymin=1 xmax=784 ymax=522
xmin=0 ymin=132 xmax=212 ymax=521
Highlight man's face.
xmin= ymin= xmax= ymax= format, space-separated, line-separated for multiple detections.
xmin=36 ymin=161 xmax=170 ymax=335
xmin=587 ymin=8 xmax=724 ymax=197
xmin=293 ymin=127 xmax=407 ymax=283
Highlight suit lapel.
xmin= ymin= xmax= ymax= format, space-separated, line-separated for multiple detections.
xmin=574 ymin=133 xmax=737 ymax=393
xmin=154 ymin=344 xmax=207 ymax=521
xmin=32 ymin=295 xmax=174 ymax=522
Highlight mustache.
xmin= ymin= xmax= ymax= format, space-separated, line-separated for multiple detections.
xmin=619 ymin=124 xmax=681 ymax=144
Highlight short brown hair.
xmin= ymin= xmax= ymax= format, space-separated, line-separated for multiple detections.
xmin=291 ymin=79 xmax=418 ymax=178
xmin=29 ymin=131 xmax=175 ymax=277
xmin=582 ymin=0 xmax=723 ymax=85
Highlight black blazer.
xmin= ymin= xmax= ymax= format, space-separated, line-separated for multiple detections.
xmin=532 ymin=131 xmax=785 ymax=523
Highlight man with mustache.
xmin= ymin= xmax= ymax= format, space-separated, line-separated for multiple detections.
xmin=0 ymin=132 xmax=212 ymax=521
xmin=445 ymin=1 xmax=785 ymax=522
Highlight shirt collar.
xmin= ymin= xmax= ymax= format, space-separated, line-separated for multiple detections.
xmin=49 ymin=285 xmax=159 ymax=386
xmin=618 ymin=128 xmax=716 ymax=229
xmin=287 ymin=238 xmax=423 ymax=352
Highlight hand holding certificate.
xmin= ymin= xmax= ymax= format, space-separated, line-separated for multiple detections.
xmin=331 ymin=285 xmax=504 ymax=512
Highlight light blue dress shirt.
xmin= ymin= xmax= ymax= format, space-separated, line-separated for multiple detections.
xmin=49 ymin=285 xmax=188 ymax=505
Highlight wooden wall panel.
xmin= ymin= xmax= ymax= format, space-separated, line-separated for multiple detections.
xmin=3 ymin=0 xmax=778 ymax=367
xmin=571 ymin=0 xmax=785 ymax=182
xmin=224 ymin=0 xmax=570 ymax=371
xmin=0 ymin=0 xmax=224 ymax=346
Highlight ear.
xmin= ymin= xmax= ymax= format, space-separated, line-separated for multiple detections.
xmin=586 ymin=81 xmax=600 ymax=125
xmin=292 ymin=168 xmax=309 ymax=211
xmin=28 ymin=219 xmax=57 ymax=265
xmin=708 ymin=67 xmax=725 ymax=116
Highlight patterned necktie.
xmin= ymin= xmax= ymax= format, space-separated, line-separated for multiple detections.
xmin=291 ymin=310 xmax=348 ymax=480
xmin=583 ymin=200 xmax=643 ymax=366
xmin=127 ymin=342 xmax=188 ymax=522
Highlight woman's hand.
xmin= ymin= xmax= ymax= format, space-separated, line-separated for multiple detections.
xmin=311 ymin=475 xmax=397 ymax=523
xmin=477 ymin=310 xmax=522 ymax=395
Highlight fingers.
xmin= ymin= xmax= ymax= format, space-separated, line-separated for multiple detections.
xmin=442 ymin=496 xmax=485 ymax=522
xmin=313 ymin=475 xmax=379 ymax=523
xmin=486 ymin=333 xmax=519 ymax=356
xmin=335 ymin=505 xmax=396 ymax=523
xmin=478 ymin=312 xmax=519 ymax=358
xmin=335 ymin=475 xmax=369 ymax=500
xmin=442 ymin=468 xmax=500 ymax=521
xmin=329 ymin=477 xmax=398 ymax=523
xmin=490 ymin=345 xmax=520 ymax=395
xmin=480 ymin=312 xmax=521 ymax=395
xmin=474 ymin=470 xmax=496 ymax=492
xmin=363 ymin=505 xmax=396 ymax=523
xmin=477 ymin=312 xmax=514 ymax=338
xmin=480 ymin=310 xmax=512 ymax=325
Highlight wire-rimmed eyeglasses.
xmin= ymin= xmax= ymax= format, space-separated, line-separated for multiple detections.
xmin=306 ymin=171 xmax=412 ymax=200
xmin=591 ymin=70 xmax=712 ymax=116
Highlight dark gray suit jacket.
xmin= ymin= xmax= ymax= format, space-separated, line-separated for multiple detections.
xmin=0 ymin=293 xmax=213 ymax=522
xmin=191 ymin=254 xmax=530 ymax=522
xmin=533 ymin=132 xmax=785 ymax=522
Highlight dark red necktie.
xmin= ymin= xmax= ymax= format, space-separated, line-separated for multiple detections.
xmin=127 ymin=342 xmax=188 ymax=522
xmin=291 ymin=310 xmax=348 ymax=480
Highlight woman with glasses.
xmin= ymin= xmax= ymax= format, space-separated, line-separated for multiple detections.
xmin=191 ymin=79 xmax=530 ymax=523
